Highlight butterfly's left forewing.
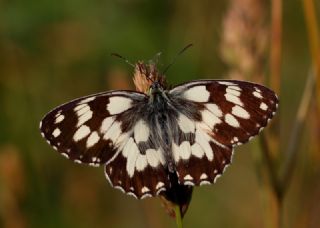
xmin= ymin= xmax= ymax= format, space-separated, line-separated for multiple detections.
xmin=40 ymin=91 xmax=146 ymax=166
xmin=169 ymin=80 xmax=278 ymax=186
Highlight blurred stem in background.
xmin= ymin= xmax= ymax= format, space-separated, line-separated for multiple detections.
xmin=270 ymin=0 xmax=282 ymax=96
xmin=265 ymin=0 xmax=282 ymax=226
xmin=302 ymin=0 xmax=320 ymax=114
xmin=221 ymin=0 xmax=317 ymax=227
xmin=279 ymin=69 xmax=315 ymax=195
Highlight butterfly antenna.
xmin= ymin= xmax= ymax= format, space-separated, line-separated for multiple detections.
xmin=150 ymin=52 xmax=162 ymax=65
xmin=111 ymin=53 xmax=135 ymax=68
xmin=146 ymin=74 xmax=154 ymax=82
xmin=162 ymin=43 xmax=193 ymax=75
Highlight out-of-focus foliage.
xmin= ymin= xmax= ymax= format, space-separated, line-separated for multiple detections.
xmin=0 ymin=0 xmax=319 ymax=227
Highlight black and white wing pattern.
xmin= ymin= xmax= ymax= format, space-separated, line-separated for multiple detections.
xmin=168 ymin=80 xmax=278 ymax=186
xmin=40 ymin=91 xmax=170 ymax=198
xmin=40 ymin=79 xmax=278 ymax=199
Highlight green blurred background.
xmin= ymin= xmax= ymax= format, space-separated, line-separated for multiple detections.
xmin=1 ymin=0 xmax=319 ymax=227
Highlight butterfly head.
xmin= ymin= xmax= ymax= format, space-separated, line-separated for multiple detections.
xmin=149 ymin=81 xmax=163 ymax=95
xmin=133 ymin=61 xmax=167 ymax=94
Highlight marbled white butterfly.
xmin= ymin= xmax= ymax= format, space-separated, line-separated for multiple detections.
xmin=40 ymin=60 xmax=278 ymax=199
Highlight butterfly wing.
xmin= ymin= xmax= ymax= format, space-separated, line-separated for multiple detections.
xmin=40 ymin=90 xmax=146 ymax=165
xmin=40 ymin=90 xmax=170 ymax=198
xmin=169 ymin=80 xmax=278 ymax=186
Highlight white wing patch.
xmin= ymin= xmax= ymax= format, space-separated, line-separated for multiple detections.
xmin=253 ymin=91 xmax=263 ymax=99
xmin=54 ymin=114 xmax=64 ymax=124
xmin=201 ymin=110 xmax=222 ymax=129
xmin=180 ymin=141 xmax=192 ymax=160
xmin=178 ymin=114 xmax=195 ymax=133
xmin=200 ymin=173 xmax=208 ymax=179
xmin=231 ymin=105 xmax=250 ymax=119
xmin=74 ymin=104 xmax=93 ymax=127
xmin=225 ymin=93 xmax=243 ymax=106
xmin=134 ymin=119 xmax=150 ymax=142
xmin=120 ymin=135 xmax=165 ymax=177
xmin=260 ymin=102 xmax=268 ymax=110
xmin=205 ymin=103 xmax=223 ymax=118
xmin=77 ymin=110 xmax=93 ymax=128
xmin=173 ymin=141 xmax=192 ymax=162
xmin=228 ymin=85 xmax=242 ymax=91
xmin=225 ymin=113 xmax=240 ymax=128
xmin=146 ymin=149 xmax=162 ymax=167
xmin=103 ymin=121 xmax=122 ymax=143
xmin=122 ymin=137 xmax=135 ymax=158
xmin=195 ymin=129 xmax=213 ymax=161
xmin=86 ymin=131 xmax=100 ymax=148
xmin=126 ymin=140 xmax=140 ymax=177
xmin=100 ymin=117 xmax=114 ymax=133
xmin=141 ymin=186 xmax=150 ymax=194
xmin=78 ymin=96 xmax=96 ymax=105
xmin=73 ymin=125 xmax=90 ymax=141
xmin=74 ymin=103 xmax=89 ymax=112
xmin=135 ymin=154 xmax=148 ymax=171
xmin=218 ymin=81 xmax=236 ymax=86
xmin=191 ymin=143 xmax=205 ymax=158
xmin=52 ymin=128 xmax=61 ymax=138
xmin=226 ymin=87 xmax=241 ymax=97
xmin=183 ymin=86 xmax=210 ymax=102
xmin=107 ymin=96 xmax=133 ymax=115
xmin=173 ymin=143 xmax=180 ymax=162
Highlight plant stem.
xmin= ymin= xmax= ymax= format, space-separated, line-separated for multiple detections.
xmin=270 ymin=0 xmax=282 ymax=95
xmin=259 ymin=134 xmax=281 ymax=199
xmin=259 ymin=133 xmax=282 ymax=228
xmin=174 ymin=204 xmax=183 ymax=228
xmin=280 ymin=69 xmax=315 ymax=192
xmin=302 ymin=0 xmax=320 ymax=112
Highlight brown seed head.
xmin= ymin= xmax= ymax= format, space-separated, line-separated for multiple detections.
xmin=133 ymin=61 xmax=167 ymax=93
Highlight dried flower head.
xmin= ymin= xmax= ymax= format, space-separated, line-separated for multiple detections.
xmin=133 ymin=61 xmax=167 ymax=93
xmin=221 ymin=0 xmax=268 ymax=82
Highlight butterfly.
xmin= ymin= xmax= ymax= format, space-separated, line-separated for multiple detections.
xmin=40 ymin=60 xmax=278 ymax=199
